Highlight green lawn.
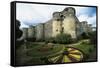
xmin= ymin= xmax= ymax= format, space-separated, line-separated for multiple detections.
xmin=25 ymin=43 xmax=65 ymax=64
xmin=27 ymin=44 xmax=65 ymax=58
xmin=72 ymin=40 xmax=96 ymax=60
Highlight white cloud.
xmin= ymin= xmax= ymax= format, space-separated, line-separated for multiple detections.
xmin=16 ymin=3 xmax=96 ymax=28
xmin=78 ymin=13 xmax=96 ymax=27
xmin=87 ymin=15 xmax=96 ymax=27
xmin=78 ymin=14 xmax=89 ymax=21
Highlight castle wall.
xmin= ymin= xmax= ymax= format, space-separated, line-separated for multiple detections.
xmin=52 ymin=20 xmax=61 ymax=37
xmin=35 ymin=23 xmax=44 ymax=40
xmin=63 ymin=16 xmax=77 ymax=39
xmin=44 ymin=20 xmax=53 ymax=39
xmin=28 ymin=26 xmax=35 ymax=38
xmin=21 ymin=7 xmax=93 ymax=41
xmin=52 ymin=12 xmax=62 ymax=37
xmin=76 ymin=22 xmax=84 ymax=37
xmin=22 ymin=28 xmax=28 ymax=39
xmin=81 ymin=21 xmax=91 ymax=33
xmin=87 ymin=24 xmax=92 ymax=32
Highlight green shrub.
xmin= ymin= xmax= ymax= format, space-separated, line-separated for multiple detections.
xmin=89 ymin=31 xmax=97 ymax=45
xmin=54 ymin=33 xmax=72 ymax=44
xmin=45 ymin=33 xmax=73 ymax=44
xmin=80 ymin=32 xmax=89 ymax=39
xmin=45 ymin=37 xmax=55 ymax=43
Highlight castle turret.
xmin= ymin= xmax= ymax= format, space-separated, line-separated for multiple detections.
xmin=62 ymin=7 xmax=76 ymax=17
xmin=52 ymin=12 xmax=62 ymax=37
xmin=53 ymin=12 xmax=61 ymax=21
xmin=62 ymin=7 xmax=78 ymax=39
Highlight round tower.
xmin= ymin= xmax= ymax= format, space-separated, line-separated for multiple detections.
xmin=62 ymin=7 xmax=76 ymax=17
xmin=62 ymin=7 xmax=78 ymax=39
xmin=53 ymin=12 xmax=61 ymax=21
xmin=52 ymin=12 xmax=62 ymax=37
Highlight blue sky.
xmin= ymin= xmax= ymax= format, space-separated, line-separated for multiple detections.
xmin=16 ymin=3 xmax=96 ymax=28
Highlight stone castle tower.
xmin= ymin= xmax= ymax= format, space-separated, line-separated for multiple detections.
xmin=20 ymin=7 xmax=93 ymax=41
xmin=52 ymin=7 xmax=82 ymax=39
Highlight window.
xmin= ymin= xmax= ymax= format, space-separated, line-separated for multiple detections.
xmin=57 ymin=19 xmax=60 ymax=21
xmin=56 ymin=29 xmax=58 ymax=32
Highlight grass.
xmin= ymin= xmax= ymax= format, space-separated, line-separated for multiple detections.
xmin=72 ymin=40 xmax=96 ymax=60
xmin=27 ymin=44 xmax=65 ymax=58
xmin=16 ymin=40 xmax=96 ymax=65
xmin=26 ymin=40 xmax=96 ymax=63
xmin=26 ymin=43 xmax=65 ymax=64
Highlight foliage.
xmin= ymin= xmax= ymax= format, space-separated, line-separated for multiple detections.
xmin=74 ymin=40 xmax=95 ymax=59
xmin=54 ymin=33 xmax=72 ymax=44
xmin=89 ymin=31 xmax=97 ymax=45
xmin=26 ymin=37 xmax=36 ymax=42
xmin=80 ymin=32 xmax=89 ymax=39
xmin=16 ymin=20 xmax=23 ymax=39
xmin=45 ymin=33 xmax=73 ymax=44
xmin=45 ymin=37 xmax=55 ymax=43
xmin=16 ymin=20 xmax=23 ymax=48
xmin=80 ymin=31 xmax=97 ymax=45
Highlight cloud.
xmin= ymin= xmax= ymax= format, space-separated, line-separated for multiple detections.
xmin=78 ymin=14 xmax=96 ymax=27
xmin=77 ymin=7 xmax=96 ymax=27
xmin=16 ymin=3 xmax=96 ymax=28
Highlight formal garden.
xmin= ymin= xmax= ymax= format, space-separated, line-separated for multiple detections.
xmin=15 ymin=30 xmax=97 ymax=65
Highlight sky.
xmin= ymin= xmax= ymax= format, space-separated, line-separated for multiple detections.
xmin=16 ymin=3 xmax=97 ymax=28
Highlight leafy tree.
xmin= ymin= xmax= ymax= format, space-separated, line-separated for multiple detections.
xmin=16 ymin=20 xmax=23 ymax=48
xmin=80 ymin=32 xmax=89 ymax=39
xmin=16 ymin=20 xmax=23 ymax=39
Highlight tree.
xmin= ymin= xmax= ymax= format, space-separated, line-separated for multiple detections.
xmin=16 ymin=20 xmax=23 ymax=48
xmin=81 ymin=32 xmax=89 ymax=39
xmin=16 ymin=20 xmax=23 ymax=39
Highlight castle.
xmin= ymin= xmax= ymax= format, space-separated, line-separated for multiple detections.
xmin=21 ymin=7 xmax=93 ymax=41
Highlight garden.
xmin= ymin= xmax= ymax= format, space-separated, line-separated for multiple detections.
xmin=16 ymin=31 xmax=97 ymax=65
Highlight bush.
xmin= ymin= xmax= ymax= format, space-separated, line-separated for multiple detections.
xmin=36 ymin=39 xmax=44 ymax=42
xmin=80 ymin=32 xmax=89 ymax=39
xmin=45 ymin=37 xmax=55 ymax=43
xmin=89 ymin=31 xmax=97 ymax=45
xmin=45 ymin=33 xmax=73 ymax=44
xmin=54 ymin=33 xmax=72 ymax=44
xmin=26 ymin=37 xmax=36 ymax=42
